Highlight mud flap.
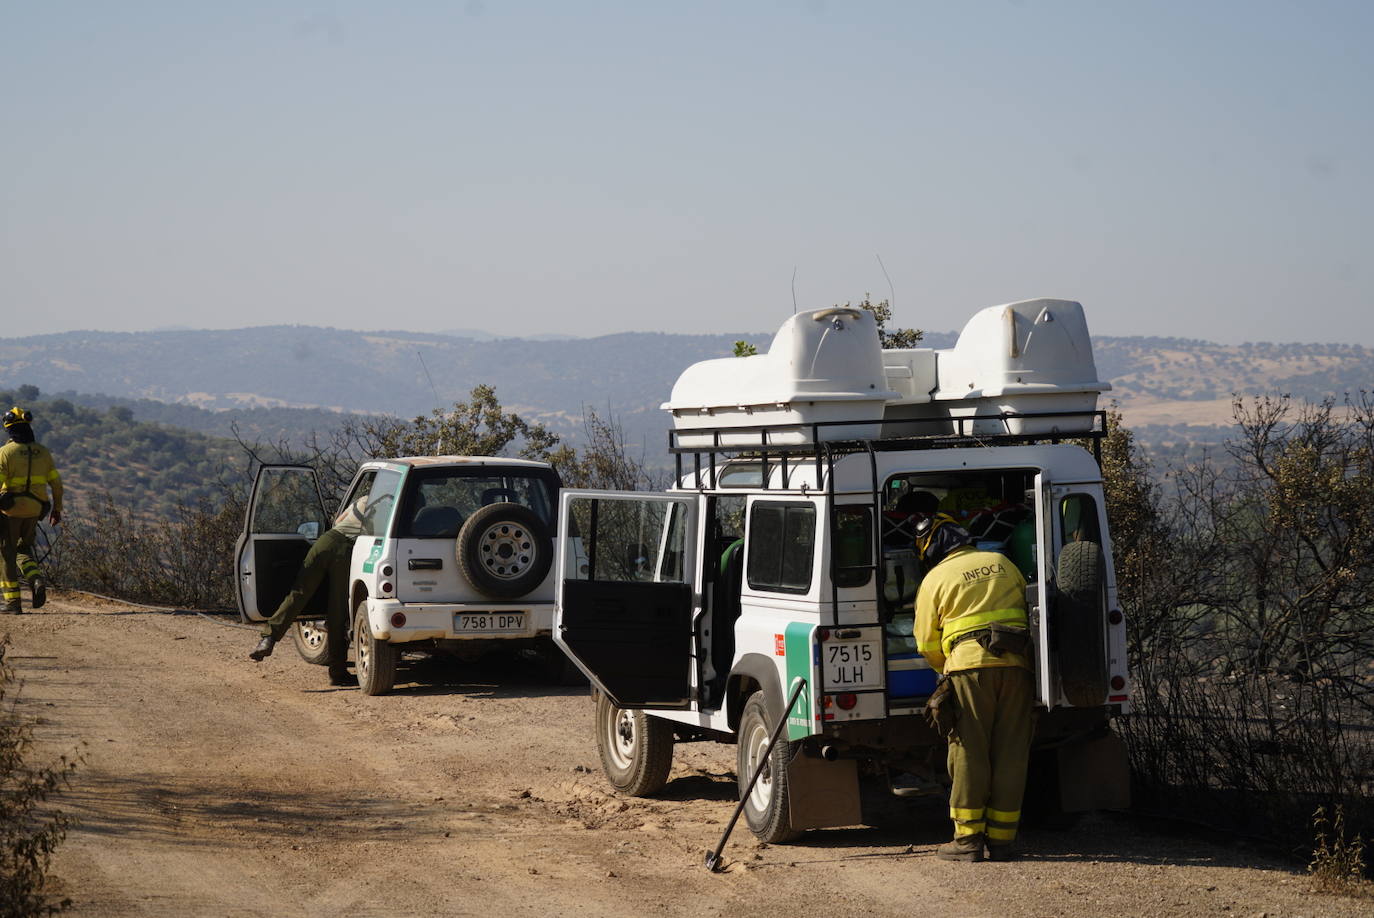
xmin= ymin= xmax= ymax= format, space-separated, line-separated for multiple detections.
xmin=1057 ymin=730 xmax=1131 ymax=812
xmin=786 ymin=751 xmax=861 ymax=831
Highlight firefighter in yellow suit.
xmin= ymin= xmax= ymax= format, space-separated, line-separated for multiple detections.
xmin=914 ymin=513 xmax=1033 ymax=862
xmin=0 ymin=407 xmax=64 ymax=613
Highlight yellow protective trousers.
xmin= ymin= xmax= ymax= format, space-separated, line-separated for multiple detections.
xmin=947 ymin=666 xmax=1035 ymax=843
xmin=1 ymin=516 xmax=40 ymax=607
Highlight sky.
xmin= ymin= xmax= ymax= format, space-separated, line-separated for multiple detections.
xmin=3 ymin=1 xmax=1372 ymax=345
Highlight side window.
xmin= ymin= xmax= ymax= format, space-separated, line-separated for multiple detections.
xmin=251 ymin=469 xmax=327 ymax=535
xmin=747 ymin=502 xmax=816 ymax=594
xmin=361 ymin=470 xmax=404 ymax=537
xmin=567 ymin=497 xmax=691 ymax=584
xmin=1059 ymin=493 xmax=1102 ymax=546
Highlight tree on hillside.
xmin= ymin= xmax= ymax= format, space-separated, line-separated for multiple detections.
xmin=356 ymin=385 xmax=562 ymax=462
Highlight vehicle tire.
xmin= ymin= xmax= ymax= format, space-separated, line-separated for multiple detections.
xmin=1056 ymin=540 xmax=1109 ymax=707
xmin=353 ymin=597 xmax=396 ymax=696
xmin=456 ymin=503 xmax=553 ymax=599
xmin=596 ymin=692 xmax=673 ymax=796
xmin=291 ymin=621 xmax=331 ymax=665
xmin=736 ymin=690 xmax=800 ymax=844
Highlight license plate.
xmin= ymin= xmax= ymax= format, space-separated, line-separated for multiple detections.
xmin=455 ymin=612 xmax=527 ymax=633
xmin=823 ymin=638 xmax=882 ymax=690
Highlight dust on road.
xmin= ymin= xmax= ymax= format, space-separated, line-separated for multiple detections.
xmin=4 ymin=593 xmax=1366 ymax=917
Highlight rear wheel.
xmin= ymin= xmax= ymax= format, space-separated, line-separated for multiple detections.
xmin=1056 ymin=540 xmax=1109 ymax=707
xmin=353 ymin=598 xmax=396 ymax=696
xmin=596 ymin=692 xmax=673 ymax=796
xmin=291 ymin=621 xmax=330 ymax=665
xmin=737 ymin=691 xmax=800 ymax=843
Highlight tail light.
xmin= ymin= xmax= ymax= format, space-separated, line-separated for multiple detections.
xmin=390 ymin=612 xmax=407 ymax=628
xmin=836 ymin=693 xmax=858 ymax=710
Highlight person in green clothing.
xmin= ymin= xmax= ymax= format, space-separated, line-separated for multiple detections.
xmin=248 ymin=494 xmax=374 ymax=685
xmin=914 ymin=513 xmax=1034 ymax=863
xmin=0 ymin=406 xmax=63 ymax=614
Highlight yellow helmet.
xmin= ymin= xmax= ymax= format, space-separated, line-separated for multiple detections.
xmin=2 ymin=406 xmax=33 ymax=428
xmin=913 ymin=512 xmax=971 ymax=563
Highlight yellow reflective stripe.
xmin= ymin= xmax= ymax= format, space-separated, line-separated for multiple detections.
xmin=986 ymin=807 xmax=1020 ymax=823
xmin=47 ymin=471 xmax=61 ymax=482
xmin=953 ymin=821 xmax=985 ymax=837
xmin=916 ymin=639 xmax=942 ymax=654
xmin=986 ymin=825 xmax=1017 ymax=841
xmin=949 ymin=806 xmax=984 ymax=822
xmin=941 ymin=608 xmax=1029 ymax=654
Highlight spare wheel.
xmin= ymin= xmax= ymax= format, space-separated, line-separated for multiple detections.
xmin=456 ymin=502 xmax=553 ymax=599
xmin=1055 ymin=539 xmax=1109 ymax=707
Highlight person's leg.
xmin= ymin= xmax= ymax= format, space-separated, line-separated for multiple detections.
xmin=15 ymin=518 xmax=44 ymax=608
xmin=985 ymin=667 xmax=1035 ymax=859
xmin=250 ymin=530 xmax=345 ymax=660
xmin=0 ymin=517 xmax=22 ymax=612
xmin=941 ymin=669 xmax=995 ymax=860
xmin=325 ymin=541 xmax=353 ymax=685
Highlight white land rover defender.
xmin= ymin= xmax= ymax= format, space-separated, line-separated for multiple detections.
xmin=553 ymin=300 xmax=1132 ymax=842
xmin=235 ymin=455 xmax=561 ymax=694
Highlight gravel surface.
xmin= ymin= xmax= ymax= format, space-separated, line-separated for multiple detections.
xmin=4 ymin=591 xmax=1370 ymax=917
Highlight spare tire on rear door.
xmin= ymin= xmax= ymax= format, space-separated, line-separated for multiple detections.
xmin=1055 ymin=539 xmax=1109 ymax=707
xmin=456 ymin=502 xmax=553 ymax=599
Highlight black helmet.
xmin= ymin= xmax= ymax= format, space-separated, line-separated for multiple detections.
xmin=913 ymin=513 xmax=972 ymax=565
xmin=3 ymin=406 xmax=33 ymax=428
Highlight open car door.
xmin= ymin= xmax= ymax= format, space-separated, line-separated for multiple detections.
xmin=235 ymin=464 xmax=330 ymax=624
xmin=554 ymin=490 xmax=703 ymax=709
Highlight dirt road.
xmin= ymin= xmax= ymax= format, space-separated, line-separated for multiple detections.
xmin=4 ymin=593 xmax=1366 ymax=917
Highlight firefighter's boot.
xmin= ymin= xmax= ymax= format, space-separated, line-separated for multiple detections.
xmin=328 ymin=664 xmax=356 ymax=687
xmin=30 ymin=577 xmax=46 ymax=610
xmin=1 ymin=599 xmax=20 ymax=614
xmin=986 ymin=843 xmax=1016 ymax=862
xmin=249 ymin=635 xmax=276 ymax=661
xmin=936 ymin=834 xmax=985 ymax=862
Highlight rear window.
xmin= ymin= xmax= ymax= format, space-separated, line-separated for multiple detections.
xmin=395 ymin=467 xmax=560 ymax=539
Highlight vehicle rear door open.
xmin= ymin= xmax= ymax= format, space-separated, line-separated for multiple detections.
xmin=235 ymin=464 xmax=330 ymax=624
xmin=554 ymin=490 xmax=703 ymax=709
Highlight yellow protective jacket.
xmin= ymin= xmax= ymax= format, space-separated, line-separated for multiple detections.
xmin=0 ymin=441 xmax=63 ymax=519
xmin=914 ymin=546 xmax=1030 ymax=674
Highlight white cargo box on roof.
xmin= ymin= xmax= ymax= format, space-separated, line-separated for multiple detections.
xmin=924 ymin=298 xmax=1111 ymax=435
xmin=662 ymin=306 xmax=899 ymax=446
xmin=665 ymin=298 xmax=1110 ymax=445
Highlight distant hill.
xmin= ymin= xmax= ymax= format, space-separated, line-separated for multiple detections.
xmin=4 ymin=327 xmax=1371 ymax=468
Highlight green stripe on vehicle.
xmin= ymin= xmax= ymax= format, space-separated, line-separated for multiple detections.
xmin=362 ymin=539 xmax=383 ymax=573
xmin=784 ymin=621 xmax=816 ymax=740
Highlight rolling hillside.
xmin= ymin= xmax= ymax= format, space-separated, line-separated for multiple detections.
xmin=4 ymin=328 xmax=1371 ymax=483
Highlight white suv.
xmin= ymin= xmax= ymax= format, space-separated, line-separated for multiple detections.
xmin=235 ymin=455 xmax=561 ymax=694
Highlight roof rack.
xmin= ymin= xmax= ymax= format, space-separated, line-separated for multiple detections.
xmin=670 ymin=408 xmax=1108 ymax=491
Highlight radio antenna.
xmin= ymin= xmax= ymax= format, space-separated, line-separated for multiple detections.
xmin=791 ymin=266 xmax=798 ymax=314
xmin=416 ymin=349 xmax=442 ymax=408
xmin=876 ymin=253 xmax=895 ymax=309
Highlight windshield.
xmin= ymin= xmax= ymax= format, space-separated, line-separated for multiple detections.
xmin=395 ymin=467 xmax=560 ymax=539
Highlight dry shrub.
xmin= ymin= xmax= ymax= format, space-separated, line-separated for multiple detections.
xmin=1 ymin=636 xmax=81 ymax=917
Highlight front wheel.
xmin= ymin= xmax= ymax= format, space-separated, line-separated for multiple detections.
xmin=353 ymin=598 xmax=396 ymax=696
xmin=291 ymin=621 xmax=331 ymax=665
xmin=595 ymin=692 xmax=673 ymax=796
xmin=737 ymin=691 xmax=800 ymax=843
